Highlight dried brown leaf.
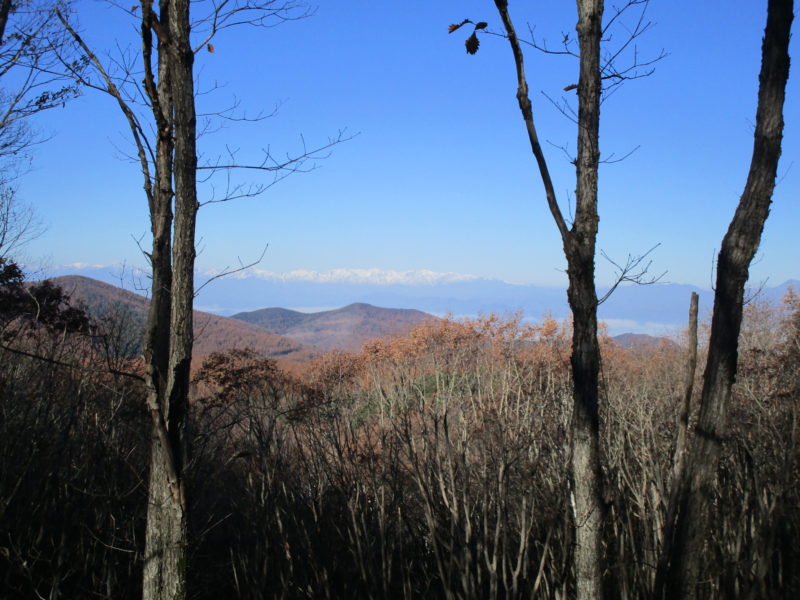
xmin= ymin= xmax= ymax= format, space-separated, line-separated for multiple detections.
xmin=207 ymin=43 xmax=215 ymax=53
xmin=448 ymin=19 xmax=470 ymax=34
xmin=465 ymin=32 xmax=480 ymax=55
xmin=475 ymin=22 xmax=488 ymax=30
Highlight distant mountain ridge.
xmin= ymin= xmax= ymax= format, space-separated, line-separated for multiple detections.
xmin=49 ymin=276 xmax=315 ymax=361
xmin=231 ymin=302 xmax=436 ymax=352
xmin=44 ymin=266 xmax=799 ymax=337
xmin=612 ymin=333 xmax=679 ymax=351
xmin=44 ymin=276 xmax=439 ymax=358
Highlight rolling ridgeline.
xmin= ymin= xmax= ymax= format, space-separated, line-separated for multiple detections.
xmin=1 ymin=273 xmax=798 ymax=597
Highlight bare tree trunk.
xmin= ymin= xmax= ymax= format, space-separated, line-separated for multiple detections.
xmin=566 ymin=3 xmax=605 ymax=597
xmin=57 ymin=3 xmax=320 ymax=597
xmin=141 ymin=0 xmax=191 ymax=597
xmin=165 ymin=0 xmax=198 ymax=422
xmin=0 ymin=0 xmax=12 ymax=45
xmin=670 ymin=292 xmax=700 ymax=489
xmin=492 ymin=1 xmax=606 ymax=596
xmin=567 ymin=294 xmax=604 ymax=600
xmin=665 ymin=2 xmax=793 ymax=597
xmin=654 ymin=291 xmax=698 ymax=597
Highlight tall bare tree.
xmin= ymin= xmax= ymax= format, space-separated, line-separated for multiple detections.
xmin=452 ymin=1 xmax=606 ymax=596
xmin=56 ymin=2 xmax=343 ymax=597
xmin=493 ymin=3 xmax=605 ymax=595
xmin=660 ymin=1 xmax=793 ymax=597
xmin=453 ymin=1 xmax=662 ymax=596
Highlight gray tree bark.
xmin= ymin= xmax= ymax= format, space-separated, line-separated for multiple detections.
xmin=492 ymin=1 xmax=606 ymax=597
xmin=141 ymin=0 xmax=194 ymax=598
xmin=58 ymin=3 xmax=316 ymax=597
xmin=664 ymin=1 xmax=793 ymax=597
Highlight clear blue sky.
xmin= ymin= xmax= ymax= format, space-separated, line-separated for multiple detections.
xmin=17 ymin=0 xmax=800 ymax=288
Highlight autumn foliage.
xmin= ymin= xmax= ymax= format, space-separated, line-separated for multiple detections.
xmin=0 ymin=293 xmax=798 ymax=597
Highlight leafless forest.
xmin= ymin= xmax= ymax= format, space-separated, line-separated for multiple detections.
xmin=0 ymin=0 xmax=797 ymax=597
xmin=1 ymin=295 xmax=798 ymax=598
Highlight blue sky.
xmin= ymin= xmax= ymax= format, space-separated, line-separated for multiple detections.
xmin=16 ymin=0 xmax=800 ymax=289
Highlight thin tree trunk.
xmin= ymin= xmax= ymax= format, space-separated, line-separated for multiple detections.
xmin=654 ymin=291 xmax=698 ymax=597
xmin=566 ymin=3 xmax=605 ymax=597
xmin=165 ymin=0 xmax=198 ymax=417
xmin=141 ymin=1 xmax=190 ymax=598
xmin=670 ymin=292 xmax=700 ymax=488
xmin=492 ymin=1 xmax=606 ymax=596
xmin=665 ymin=1 xmax=793 ymax=597
xmin=143 ymin=0 xmax=198 ymax=596
xmin=165 ymin=0 xmax=197 ymax=478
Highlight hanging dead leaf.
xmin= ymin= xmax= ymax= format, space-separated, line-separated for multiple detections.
xmin=207 ymin=43 xmax=215 ymax=53
xmin=131 ymin=5 xmax=138 ymax=12
xmin=465 ymin=32 xmax=480 ymax=55
xmin=448 ymin=19 xmax=470 ymax=34
xmin=475 ymin=22 xmax=488 ymax=30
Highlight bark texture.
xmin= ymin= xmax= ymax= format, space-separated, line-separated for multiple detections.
xmin=665 ymin=1 xmax=793 ymax=597
xmin=654 ymin=291 xmax=698 ymax=597
xmin=0 ymin=0 xmax=12 ymax=44
xmin=567 ymin=3 xmax=605 ymax=597
xmin=141 ymin=0 xmax=195 ymax=597
xmin=493 ymin=1 xmax=606 ymax=597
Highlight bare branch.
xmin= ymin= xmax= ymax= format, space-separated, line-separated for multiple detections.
xmin=0 ymin=1 xmax=84 ymax=165
xmin=597 ymin=243 xmax=665 ymax=305
xmin=198 ymin=129 xmax=357 ymax=205
xmin=0 ymin=185 xmax=43 ymax=259
xmin=599 ymin=144 xmax=640 ymax=164
xmin=194 ymin=244 xmax=268 ymax=295
xmin=190 ymin=0 xmax=313 ymax=54
xmin=0 ymin=340 xmax=145 ymax=382
xmin=491 ymin=1 xmax=570 ymax=242
xmin=489 ymin=0 xmax=666 ymax=103
xmin=56 ymin=9 xmax=156 ymax=208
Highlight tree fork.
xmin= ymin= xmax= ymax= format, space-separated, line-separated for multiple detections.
xmin=492 ymin=1 xmax=607 ymax=597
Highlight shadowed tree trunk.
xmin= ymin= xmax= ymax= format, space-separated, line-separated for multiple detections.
xmin=654 ymin=291 xmax=698 ymax=596
xmin=54 ymin=4 xmax=342 ymax=596
xmin=662 ymin=1 xmax=793 ymax=597
xmin=492 ymin=1 xmax=606 ymax=597
xmin=0 ymin=0 xmax=11 ymax=44
xmin=567 ymin=3 xmax=605 ymax=597
xmin=141 ymin=0 xmax=193 ymax=597
xmin=52 ymin=9 xmax=185 ymax=596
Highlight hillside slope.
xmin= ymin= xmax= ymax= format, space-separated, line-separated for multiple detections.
xmin=50 ymin=275 xmax=315 ymax=361
xmin=612 ymin=332 xmax=679 ymax=351
xmin=232 ymin=302 xmax=436 ymax=351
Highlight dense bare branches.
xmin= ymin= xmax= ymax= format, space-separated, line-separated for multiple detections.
xmin=0 ymin=0 xmax=82 ymax=165
xmin=0 ymin=186 xmax=42 ymax=260
xmin=1 ymin=302 xmax=799 ymax=598
xmin=188 ymin=0 xmax=313 ymax=53
xmin=597 ymin=244 xmax=665 ymax=305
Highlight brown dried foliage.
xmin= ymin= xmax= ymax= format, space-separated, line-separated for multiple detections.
xmin=1 ymin=299 xmax=798 ymax=598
